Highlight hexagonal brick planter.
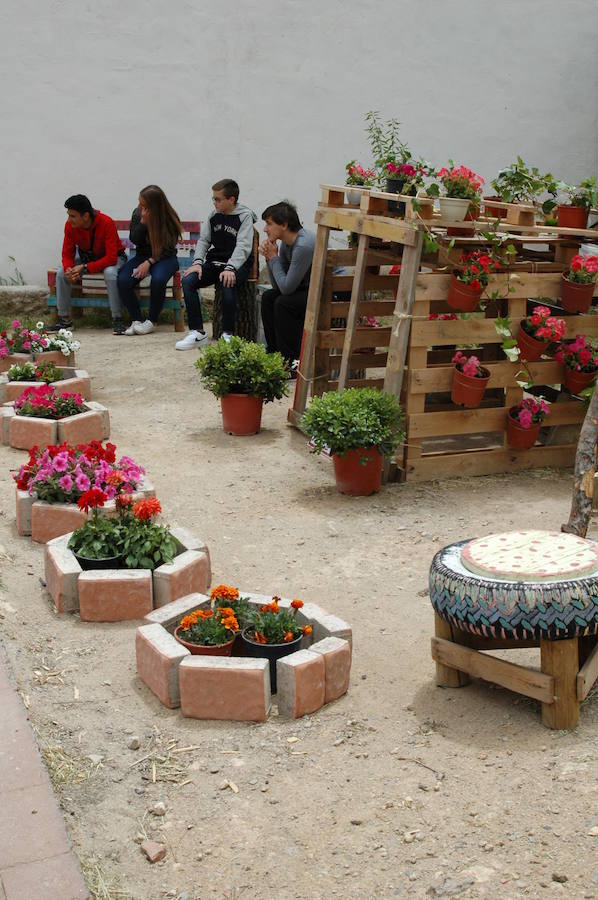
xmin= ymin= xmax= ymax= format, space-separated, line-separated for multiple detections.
xmin=0 ymin=350 xmax=75 ymax=374
xmin=44 ymin=525 xmax=211 ymax=621
xmin=0 ymin=368 xmax=91 ymax=403
xmin=1 ymin=400 xmax=109 ymax=450
xmin=0 ymin=353 xmax=30 ymax=374
xmin=16 ymin=476 xmax=156 ymax=543
xmin=136 ymin=592 xmax=352 ymax=720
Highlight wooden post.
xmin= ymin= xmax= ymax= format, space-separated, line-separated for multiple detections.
xmin=382 ymin=231 xmax=423 ymax=482
xmin=288 ymin=223 xmax=330 ymax=425
xmin=433 ymin=614 xmax=470 ymax=688
xmin=562 ymin=385 xmax=598 ymax=537
xmin=540 ymin=637 xmax=579 ymax=730
xmin=338 ymin=233 xmax=370 ymax=390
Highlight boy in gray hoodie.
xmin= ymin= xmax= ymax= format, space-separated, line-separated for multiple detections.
xmin=177 ymin=179 xmax=257 ymax=349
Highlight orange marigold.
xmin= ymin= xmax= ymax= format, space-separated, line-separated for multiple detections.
xmin=291 ymin=599 xmax=304 ymax=610
xmin=254 ymin=631 xmax=267 ymax=644
xmin=216 ymin=607 xmax=236 ymax=617
xmin=133 ymin=497 xmax=162 ymax=521
xmin=115 ymin=493 xmax=134 ymax=511
xmin=265 ymin=601 xmax=279 ymax=613
xmin=106 ymin=470 xmax=125 ymax=486
xmin=222 ymin=615 xmax=239 ymax=631
xmin=283 ymin=630 xmax=295 ymax=642
xmin=198 ymin=609 xmax=213 ymax=619
xmin=302 ymin=625 xmax=313 ymax=636
xmin=210 ymin=584 xmax=240 ymax=602
xmin=180 ymin=615 xmax=197 ymax=631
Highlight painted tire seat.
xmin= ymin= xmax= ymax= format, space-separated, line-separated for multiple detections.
xmin=429 ymin=533 xmax=598 ymax=641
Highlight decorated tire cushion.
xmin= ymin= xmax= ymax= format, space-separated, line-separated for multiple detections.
xmin=429 ymin=531 xmax=598 ymax=641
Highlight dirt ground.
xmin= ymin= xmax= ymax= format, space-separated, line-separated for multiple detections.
xmin=1 ymin=325 xmax=598 ymax=900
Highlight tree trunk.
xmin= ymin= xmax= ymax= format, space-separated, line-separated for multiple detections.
xmin=562 ymin=388 xmax=598 ymax=537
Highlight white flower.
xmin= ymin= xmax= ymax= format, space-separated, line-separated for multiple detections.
xmin=72 ymin=340 xmax=81 ymax=351
xmin=36 ymin=321 xmax=44 ymax=330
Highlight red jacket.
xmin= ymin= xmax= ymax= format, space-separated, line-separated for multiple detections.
xmin=61 ymin=210 xmax=124 ymax=273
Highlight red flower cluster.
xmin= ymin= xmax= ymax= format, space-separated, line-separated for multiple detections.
xmin=77 ymin=487 xmax=108 ymax=513
xmin=522 ymin=305 xmax=566 ymax=342
xmin=556 ymin=335 xmax=598 ymax=373
xmin=429 ymin=312 xmax=458 ymax=321
xmin=567 ymin=255 xmax=598 ymax=285
xmin=455 ymin=251 xmax=495 ymax=289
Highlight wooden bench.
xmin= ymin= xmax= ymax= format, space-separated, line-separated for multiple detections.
xmin=46 ymin=220 xmax=202 ymax=332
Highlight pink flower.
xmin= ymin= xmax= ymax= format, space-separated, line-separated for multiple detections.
xmin=58 ymin=474 xmax=74 ymax=492
xmin=75 ymin=472 xmax=91 ymax=492
xmin=10 ymin=320 xmax=20 ymax=330
xmin=518 ymin=409 xmax=533 ymax=428
xmin=52 ymin=452 xmax=69 ymax=472
xmin=22 ymin=340 xmax=31 ymax=350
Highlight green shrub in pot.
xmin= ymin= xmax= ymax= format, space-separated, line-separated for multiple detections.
xmin=195 ymin=336 xmax=289 ymax=401
xmin=301 ymin=387 xmax=405 ymax=458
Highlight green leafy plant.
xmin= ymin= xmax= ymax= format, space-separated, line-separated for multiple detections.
xmin=7 ymin=362 xmax=37 ymax=382
xmin=195 ymin=337 xmax=289 ymax=401
xmin=0 ymin=256 xmax=25 ymax=286
xmin=8 ymin=361 xmax=62 ymax=383
xmin=209 ymin=584 xmax=253 ymax=630
xmin=365 ymin=110 xmax=411 ymax=184
xmin=177 ymin=606 xmax=239 ymax=647
xmin=247 ymin=597 xmax=311 ymax=645
xmin=490 ymin=157 xmax=555 ymax=204
xmin=67 ymin=488 xmax=122 ymax=560
xmin=543 ymin=177 xmax=598 ymax=214
xmin=301 ymin=387 xmax=405 ymax=458
xmin=118 ymin=497 xmax=177 ymax=570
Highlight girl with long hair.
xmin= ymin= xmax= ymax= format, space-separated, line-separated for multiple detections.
xmin=117 ymin=185 xmax=182 ymax=335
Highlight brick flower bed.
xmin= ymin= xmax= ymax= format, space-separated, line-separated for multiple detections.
xmin=136 ymin=592 xmax=352 ymax=721
xmin=1 ymin=400 xmax=109 ymax=450
xmin=44 ymin=526 xmax=211 ymax=622
xmin=0 ymin=368 xmax=91 ymax=403
xmin=0 ymin=350 xmax=76 ymax=374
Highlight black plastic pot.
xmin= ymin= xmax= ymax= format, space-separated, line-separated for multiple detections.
xmin=73 ymin=552 xmax=123 ymax=571
xmin=240 ymin=627 xmax=303 ymax=693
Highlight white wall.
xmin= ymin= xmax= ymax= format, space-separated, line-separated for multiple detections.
xmin=1 ymin=0 xmax=597 ymax=284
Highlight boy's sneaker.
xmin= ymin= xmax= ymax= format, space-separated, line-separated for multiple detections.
xmin=134 ymin=319 xmax=154 ymax=335
xmin=124 ymin=321 xmax=141 ymax=336
xmin=222 ymin=332 xmax=232 ymax=343
xmin=112 ymin=318 xmax=126 ymax=335
xmin=46 ymin=317 xmax=73 ymax=332
xmin=175 ymin=330 xmax=209 ymax=351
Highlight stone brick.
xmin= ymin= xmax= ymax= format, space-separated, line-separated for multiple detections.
xmin=169 ymin=524 xmax=209 ymax=554
xmin=78 ymin=570 xmax=153 ymax=622
xmin=5 ymin=380 xmax=37 ymax=402
xmin=0 ymin=352 xmax=30 ymax=374
xmin=152 ymin=549 xmax=211 ymax=608
xmin=276 ymin=650 xmax=325 ymax=719
xmin=44 ymin=544 xmax=82 ymax=613
xmin=179 ymin=657 xmax=271 ymax=721
xmin=74 ymin=369 xmax=92 ymax=398
xmin=312 ymin=613 xmax=353 ymax=647
xmin=15 ymin=489 xmax=33 ymax=536
xmin=83 ymin=400 xmax=110 ymax=435
xmin=9 ymin=414 xmax=58 ymax=450
xmin=31 ymin=501 xmax=87 ymax=544
xmin=46 ymin=532 xmax=72 ymax=551
xmin=0 ymin=407 xmax=13 ymax=444
xmin=57 ymin=409 xmax=106 ymax=444
xmin=309 ymin=636 xmax=351 ymax=702
xmin=52 ymin=374 xmax=91 ymax=399
xmin=143 ymin=592 xmax=210 ymax=631
xmin=295 ymin=602 xmax=330 ymax=647
xmin=136 ymin=623 xmax=189 ymax=708
xmin=32 ymin=350 xmax=74 ymax=366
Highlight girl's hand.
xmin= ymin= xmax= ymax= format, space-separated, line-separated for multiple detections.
xmin=133 ymin=260 xmax=151 ymax=279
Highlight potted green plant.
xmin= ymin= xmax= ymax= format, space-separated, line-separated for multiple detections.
xmin=556 ymin=336 xmax=598 ymax=395
xmin=451 ymin=351 xmax=491 ymax=408
xmin=67 ymin=487 xmax=124 ymax=570
xmin=427 ymin=163 xmax=484 ymax=222
xmin=195 ymin=337 xmax=289 ymax=435
xmin=174 ymin=606 xmax=239 ymax=657
xmin=365 ymin=110 xmax=411 ymax=187
xmin=544 ymin=178 xmax=598 ymax=230
xmin=506 ymin=397 xmax=550 ymax=450
xmin=488 ymin=157 xmax=555 ymax=224
xmin=241 ymin=597 xmax=312 ymax=692
xmin=301 ymin=387 xmax=405 ymax=495
xmin=8 ymin=361 xmax=63 ymax=384
xmin=560 ymin=254 xmax=598 ymax=313
xmin=345 ymin=161 xmax=376 ymax=205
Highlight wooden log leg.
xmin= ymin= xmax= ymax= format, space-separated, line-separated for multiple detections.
xmin=578 ymin=634 xmax=597 ymax=667
xmin=540 ymin=637 xmax=579 ymax=730
xmin=174 ymin=289 xmax=185 ymax=332
xmin=433 ymin=613 xmax=470 ymax=688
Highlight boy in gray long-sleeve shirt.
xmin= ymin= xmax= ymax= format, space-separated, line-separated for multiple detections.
xmin=259 ymin=201 xmax=315 ymax=369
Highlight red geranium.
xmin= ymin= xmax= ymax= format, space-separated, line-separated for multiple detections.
xmin=77 ymin=487 xmax=108 ymax=513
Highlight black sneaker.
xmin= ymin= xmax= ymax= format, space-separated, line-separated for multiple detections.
xmin=46 ymin=317 xmax=73 ymax=332
xmin=112 ymin=318 xmax=127 ymax=335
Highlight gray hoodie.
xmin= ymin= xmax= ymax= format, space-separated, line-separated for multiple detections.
xmin=192 ymin=202 xmax=257 ymax=271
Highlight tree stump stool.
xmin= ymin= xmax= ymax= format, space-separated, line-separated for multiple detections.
xmin=429 ymin=530 xmax=598 ymax=729
xmin=212 ymin=282 xmax=258 ymax=342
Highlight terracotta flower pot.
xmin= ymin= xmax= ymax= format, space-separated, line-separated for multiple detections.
xmin=173 ymin=626 xmax=235 ymax=656
xmin=451 ymin=366 xmax=491 ymax=408
xmin=332 ymin=446 xmax=383 ymax=496
xmin=240 ymin=627 xmax=303 ymax=692
xmin=484 ymin=196 xmax=508 ymax=219
xmin=446 ymin=272 xmax=483 ymax=312
xmin=417 ymin=199 xmax=434 ymax=220
xmin=516 ymin=325 xmax=549 ymax=362
xmin=506 ymin=409 xmax=540 ymax=450
xmin=220 ymin=393 xmax=263 ymax=435
xmin=557 ymin=205 xmax=589 ymax=230
xmin=560 ymin=274 xmax=595 ymax=314
xmin=564 ymin=367 xmax=597 ymax=395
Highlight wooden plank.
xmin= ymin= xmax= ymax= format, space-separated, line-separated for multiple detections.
xmin=453 ymin=632 xmax=540 ymax=651
xmin=338 ymin=233 xmax=369 ymax=389
xmin=326 ymin=377 xmax=385 ymax=391
xmin=314 ymin=208 xmax=418 ymax=246
xmin=317 ymin=327 xmax=392 ymax=350
xmin=412 ymin=272 xmax=598 ymax=303
xmin=313 ymin=266 xmax=334 ymax=398
xmin=409 ymin=360 xmax=567 ymax=393
xmin=433 ymin=615 xmax=470 ymax=687
xmin=289 ymin=223 xmax=330 ymax=422
xmin=330 ymin=300 xmax=397 ymax=317
xmin=407 ymin=444 xmax=577 ymax=481
xmin=331 ymin=275 xmax=399 ymax=292
xmin=576 ymin=641 xmax=598 ymax=701
xmin=540 ymin=638 xmax=579 ymax=729
xmin=411 ymin=315 xmax=598 ymax=348
xmin=431 ymin=637 xmax=555 ymax=704
xmin=408 ymin=402 xmax=585 ymax=439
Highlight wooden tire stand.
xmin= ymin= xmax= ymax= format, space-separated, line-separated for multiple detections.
xmin=429 ymin=532 xmax=598 ymax=729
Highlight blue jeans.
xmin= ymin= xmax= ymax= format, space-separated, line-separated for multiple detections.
xmin=56 ymin=254 xmax=124 ymax=318
xmin=117 ymin=254 xmax=179 ymax=323
xmin=182 ymin=259 xmax=251 ymax=333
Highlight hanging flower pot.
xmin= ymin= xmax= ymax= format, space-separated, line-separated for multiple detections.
xmin=516 ymin=325 xmax=549 ymax=362
xmin=506 ymin=409 xmax=540 ymax=450
xmin=173 ymin=627 xmax=235 ymax=657
xmin=564 ymin=368 xmax=597 ymax=395
xmin=438 ymin=197 xmax=470 ymax=222
xmin=332 ymin=446 xmax=383 ymax=496
xmin=451 ymin=365 xmax=490 ymax=408
xmin=557 ymin=205 xmax=589 ymax=230
xmin=561 ymin=275 xmax=594 ymax=314
xmin=220 ymin=393 xmax=263 ymax=435
xmin=446 ymin=273 xmax=483 ymax=312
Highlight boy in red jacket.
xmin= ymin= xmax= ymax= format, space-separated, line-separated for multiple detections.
xmin=50 ymin=194 xmax=126 ymax=333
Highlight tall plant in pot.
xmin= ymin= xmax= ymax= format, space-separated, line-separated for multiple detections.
xmin=195 ymin=337 xmax=288 ymax=435
xmin=543 ymin=178 xmax=598 ymax=230
xmin=488 ymin=157 xmax=554 ymax=223
xmin=301 ymin=387 xmax=405 ymax=495
xmin=560 ymin=254 xmax=598 ymax=313
xmin=427 ymin=164 xmax=484 ymax=222
xmin=345 ymin=161 xmax=376 ymax=205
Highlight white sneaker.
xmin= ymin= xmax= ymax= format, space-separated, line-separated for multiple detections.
xmin=222 ymin=332 xmax=232 ymax=343
xmin=134 ymin=319 xmax=154 ymax=335
xmin=124 ymin=321 xmax=141 ymax=336
xmin=175 ymin=330 xmax=209 ymax=351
